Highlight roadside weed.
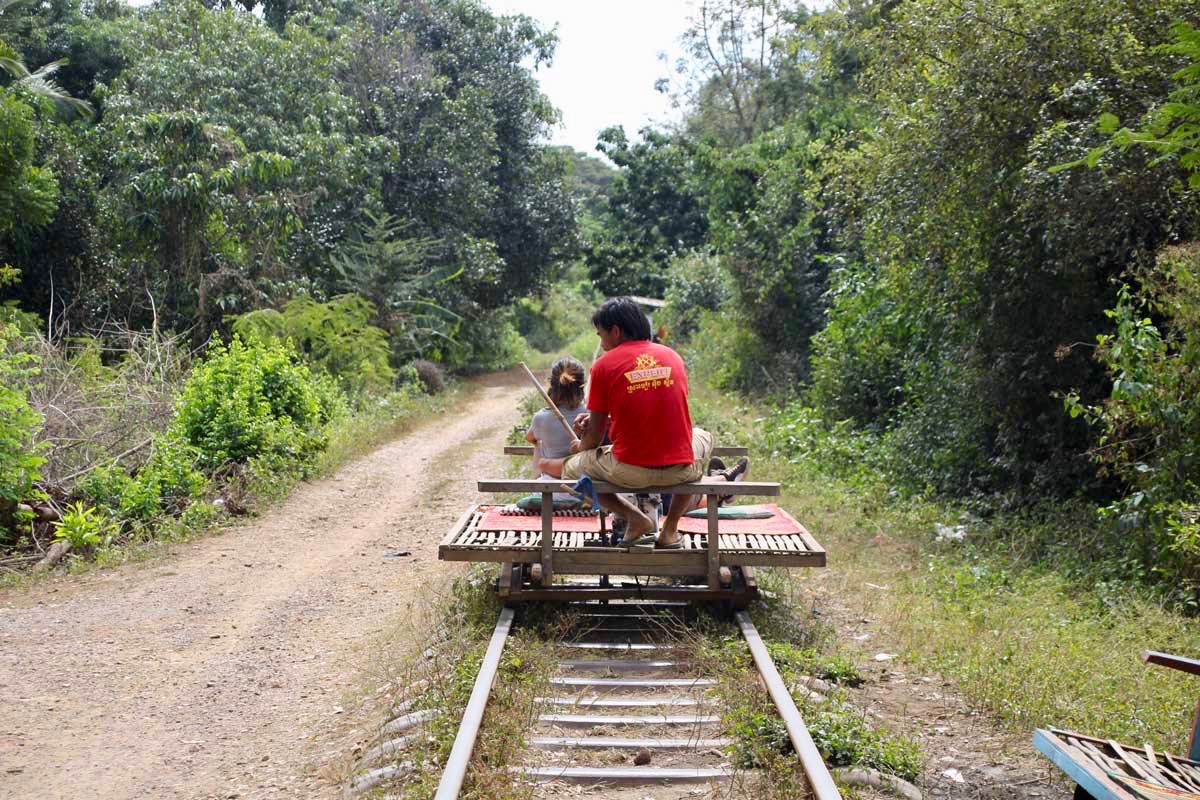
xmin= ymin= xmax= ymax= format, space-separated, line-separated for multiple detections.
xmin=52 ymin=502 xmax=115 ymax=551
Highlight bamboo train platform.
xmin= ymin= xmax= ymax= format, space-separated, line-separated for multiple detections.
xmin=438 ymin=444 xmax=827 ymax=605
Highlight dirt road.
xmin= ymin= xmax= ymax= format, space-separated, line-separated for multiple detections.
xmin=0 ymin=372 xmax=526 ymax=800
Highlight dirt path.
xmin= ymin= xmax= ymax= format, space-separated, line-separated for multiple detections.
xmin=0 ymin=372 xmax=527 ymax=800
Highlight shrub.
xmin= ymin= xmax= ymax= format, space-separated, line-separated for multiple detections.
xmin=808 ymin=264 xmax=911 ymax=427
xmin=681 ymin=309 xmax=788 ymax=394
xmin=170 ymin=335 xmax=347 ymax=472
xmin=1065 ymin=243 xmax=1200 ymax=604
xmin=443 ymin=312 xmax=528 ymax=372
xmin=78 ymin=463 xmax=134 ymax=513
xmin=409 ymin=359 xmax=446 ymax=394
xmin=233 ymin=294 xmax=394 ymax=395
xmin=0 ymin=317 xmax=45 ymax=534
xmin=662 ymin=251 xmax=731 ymax=342
xmin=52 ymin=502 xmax=115 ymax=551
xmin=119 ymin=435 xmax=208 ymax=519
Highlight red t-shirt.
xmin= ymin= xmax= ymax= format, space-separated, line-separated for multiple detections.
xmin=588 ymin=340 xmax=693 ymax=466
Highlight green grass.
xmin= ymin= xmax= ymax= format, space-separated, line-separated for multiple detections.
xmin=349 ymin=565 xmax=560 ymax=800
xmin=688 ymin=380 xmax=1200 ymax=756
xmin=687 ymin=575 xmax=922 ymax=794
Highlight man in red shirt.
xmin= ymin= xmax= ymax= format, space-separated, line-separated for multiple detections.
xmin=550 ymin=297 xmax=714 ymax=548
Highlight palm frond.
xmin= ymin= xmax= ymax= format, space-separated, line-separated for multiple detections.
xmin=0 ymin=54 xmax=28 ymax=79
xmin=0 ymin=0 xmax=32 ymax=17
xmin=20 ymin=59 xmax=95 ymax=122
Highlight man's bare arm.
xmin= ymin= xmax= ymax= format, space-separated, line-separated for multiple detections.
xmin=571 ymin=410 xmax=608 ymax=453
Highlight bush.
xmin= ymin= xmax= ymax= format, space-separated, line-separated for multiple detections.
xmin=51 ymin=502 xmax=115 ymax=552
xmin=0 ymin=318 xmax=44 ymax=534
xmin=409 ymin=359 xmax=446 ymax=394
xmin=1066 ymin=243 xmax=1200 ymax=604
xmin=119 ymin=435 xmax=208 ymax=519
xmin=662 ymin=251 xmax=731 ymax=342
xmin=443 ymin=312 xmax=528 ymax=373
xmin=170 ymin=335 xmax=347 ymax=472
xmin=808 ymin=264 xmax=910 ymax=427
xmin=78 ymin=463 xmax=134 ymax=513
xmin=233 ymin=294 xmax=394 ymax=395
xmin=512 ymin=275 xmax=599 ymax=354
xmin=680 ymin=309 xmax=780 ymax=393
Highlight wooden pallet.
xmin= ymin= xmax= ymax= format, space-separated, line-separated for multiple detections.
xmin=1035 ymin=651 xmax=1200 ymax=800
xmin=1034 ymin=729 xmax=1200 ymax=800
xmin=440 ymin=506 xmax=826 ymax=571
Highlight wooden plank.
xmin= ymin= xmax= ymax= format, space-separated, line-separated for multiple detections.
xmin=1034 ymin=730 xmax=1130 ymax=800
xmin=707 ymin=501 xmax=720 ymax=590
xmin=553 ymin=551 xmax=707 ymax=573
xmin=440 ymin=504 xmax=479 ymax=547
xmin=737 ymin=611 xmax=842 ymax=800
xmin=433 ymin=607 xmax=514 ymax=800
xmin=742 ymin=565 xmax=758 ymax=591
xmin=538 ymin=713 xmax=720 ymax=726
xmin=558 ymin=643 xmax=669 ymax=651
xmin=539 ymin=696 xmax=701 ymax=708
xmin=478 ymin=478 xmax=779 ymax=496
xmin=1166 ymin=753 xmax=1200 ymax=793
xmin=498 ymin=562 xmax=513 ymax=598
xmin=1055 ymin=730 xmax=1200 ymax=765
xmin=540 ymin=493 xmax=554 ymax=585
xmin=1143 ymin=651 xmax=1200 ymax=677
xmin=550 ymin=677 xmax=713 ymax=688
xmin=1111 ymin=740 xmax=1158 ymax=783
xmin=518 ymin=766 xmax=734 ymax=782
xmin=506 ymin=585 xmax=746 ymax=603
xmin=558 ymin=659 xmax=678 ymax=671
xmin=504 ymin=445 xmax=749 ymax=457
xmin=529 ymin=736 xmax=730 ymax=750
xmin=441 ymin=544 xmax=824 ymax=569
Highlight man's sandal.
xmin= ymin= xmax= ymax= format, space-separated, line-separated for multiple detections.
xmin=618 ymin=532 xmax=658 ymax=548
xmin=654 ymin=539 xmax=685 ymax=550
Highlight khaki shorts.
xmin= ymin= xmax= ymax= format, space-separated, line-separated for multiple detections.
xmin=562 ymin=428 xmax=713 ymax=488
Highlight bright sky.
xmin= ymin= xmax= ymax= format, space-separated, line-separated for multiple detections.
xmin=486 ymin=0 xmax=833 ymax=156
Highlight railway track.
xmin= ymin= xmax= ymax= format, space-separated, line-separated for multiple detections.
xmin=431 ymin=597 xmax=842 ymax=800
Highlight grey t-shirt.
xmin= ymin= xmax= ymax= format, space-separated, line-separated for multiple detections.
xmin=530 ymin=405 xmax=586 ymax=460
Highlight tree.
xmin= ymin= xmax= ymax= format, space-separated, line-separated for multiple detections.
xmin=819 ymin=0 xmax=1200 ymax=494
xmin=586 ymin=126 xmax=708 ymax=297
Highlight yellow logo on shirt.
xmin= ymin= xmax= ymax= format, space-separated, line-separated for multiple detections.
xmin=624 ymin=353 xmax=674 ymax=392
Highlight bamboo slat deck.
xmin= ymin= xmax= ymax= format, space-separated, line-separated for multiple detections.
xmin=439 ymin=505 xmax=826 ymax=572
xmin=1034 ymin=728 xmax=1200 ymax=800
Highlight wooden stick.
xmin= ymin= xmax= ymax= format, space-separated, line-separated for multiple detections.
xmin=1144 ymin=650 xmax=1200 ymax=677
xmin=519 ymin=362 xmax=578 ymax=443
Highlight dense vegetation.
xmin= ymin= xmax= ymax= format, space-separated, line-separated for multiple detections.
xmin=0 ymin=0 xmax=584 ymax=563
xmin=4 ymin=0 xmax=1200 ymax=606
xmin=586 ymin=0 xmax=1200 ymax=605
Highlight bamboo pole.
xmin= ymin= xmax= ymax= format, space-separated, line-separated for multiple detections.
xmin=518 ymin=362 xmax=579 ymax=443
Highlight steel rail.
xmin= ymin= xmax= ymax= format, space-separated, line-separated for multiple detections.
xmin=434 ymin=603 xmax=843 ymax=799
xmin=433 ymin=606 xmax=515 ymax=800
xmin=737 ymin=610 xmax=843 ymax=800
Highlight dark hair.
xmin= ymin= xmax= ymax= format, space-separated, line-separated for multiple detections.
xmin=591 ymin=297 xmax=652 ymax=342
xmin=548 ymin=356 xmax=586 ymax=408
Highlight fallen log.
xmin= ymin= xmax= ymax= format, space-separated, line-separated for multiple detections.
xmin=833 ymin=767 xmax=923 ymax=800
xmin=34 ymin=540 xmax=71 ymax=572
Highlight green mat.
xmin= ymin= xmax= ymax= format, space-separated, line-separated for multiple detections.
xmin=683 ymin=506 xmax=772 ymax=519
xmin=515 ymin=493 xmax=588 ymax=511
